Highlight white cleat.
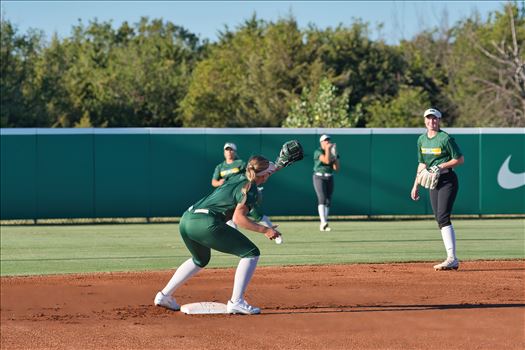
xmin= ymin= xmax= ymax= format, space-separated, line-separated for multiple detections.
xmin=154 ymin=291 xmax=180 ymax=311
xmin=227 ymin=299 xmax=261 ymax=315
xmin=320 ymin=223 xmax=331 ymax=232
xmin=433 ymin=258 xmax=459 ymax=271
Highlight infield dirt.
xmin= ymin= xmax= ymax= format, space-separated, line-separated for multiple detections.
xmin=1 ymin=260 xmax=524 ymax=349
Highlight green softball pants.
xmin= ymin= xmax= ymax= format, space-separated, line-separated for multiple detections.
xmin=179 ymin=210 xmax=260 ymax=268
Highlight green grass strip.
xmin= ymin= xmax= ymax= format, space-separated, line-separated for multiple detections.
xmin=1 ymin=219 xmax=523 ymax=276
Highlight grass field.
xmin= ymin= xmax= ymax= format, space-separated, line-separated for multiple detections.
xmin=1 ymin=219 xmax=523 ymax=276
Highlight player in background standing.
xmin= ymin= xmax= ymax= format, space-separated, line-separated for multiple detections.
xmin=211 ymin=142 xmax=246 ymax=188
xmin=411 ymin=108 xmax=465 ymax=270
xmin=155 ymin=156 xmax=281 ymax=314
xmin=313 ymin=134 xmax=340 ymax=231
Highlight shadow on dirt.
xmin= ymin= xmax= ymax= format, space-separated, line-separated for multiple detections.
xmin=263 ymin=303 xmax=525 ymax=315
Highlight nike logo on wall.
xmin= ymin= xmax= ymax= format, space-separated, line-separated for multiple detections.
xmin=497 ymin=155 xmax=525 ymax=190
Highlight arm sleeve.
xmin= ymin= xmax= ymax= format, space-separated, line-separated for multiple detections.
xmin=234 ymin=181 xmax=246 ymax=204
xmin=212 ymin=164 xmax=221 ymax=180
xmin=239 ymin=160 xmax=247 ymax=174
xmin=314 ymin=149 xmax=322 ymax=160
xmin=446 ymin=136 xmax=463 ymax=159
xmin=315 ymin=148 xmax=331 ymax=165
xmin=417 ymin=137 xmax=424 ymax=164
xmin=248 ymin=205 xmax=264 ymax=222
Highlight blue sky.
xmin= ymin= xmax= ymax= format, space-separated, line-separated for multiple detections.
xmin=1 ymin=1 xmax=505 ymax=44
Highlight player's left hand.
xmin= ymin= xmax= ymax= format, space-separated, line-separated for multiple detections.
xmin=329 ymin=143 xmax=338 ymax=161
xmin=275 ymin=140 xmax=304 ymax=169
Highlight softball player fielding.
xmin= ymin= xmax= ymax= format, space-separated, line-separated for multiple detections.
xmin=155 ymin=156 xmax=281 ymax=315
xmin=212 ymin=142 xmax=275 ymax=233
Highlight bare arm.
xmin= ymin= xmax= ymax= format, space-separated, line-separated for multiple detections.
xmin=411 ymin=163 xmax=427 ymax=200
xmin=319 ymin=151 xmax=331 ymax=164
xmin=320 ymin=143 xmax=338 ymax=168
xmin=438 ymin=156 xmax=464 ymax=170
xmin=211 ymin=178 xmax=225 ymax=187
xmin=233 ymin=203 xmax=280 ymax=240
xmin=319 ymin=143 xmax=333 ymax=165
xmin=333 ymin=159 xmax=340 ymax=172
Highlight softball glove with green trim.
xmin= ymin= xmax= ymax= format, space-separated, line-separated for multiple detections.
xmin=275 ymin=140 xmax=304 ymax=169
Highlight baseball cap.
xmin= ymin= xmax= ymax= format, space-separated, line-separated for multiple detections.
xmin=319 ymin=134 xmax=331 ymax=142
xmin=223 ymin=142 xmax=237 ymax=151
xmin=423 ymin=108 xmax=442 ymax=119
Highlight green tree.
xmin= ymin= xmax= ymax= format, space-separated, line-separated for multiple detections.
xmin=398 ymin=30 xmax=459 ymax=125
xmin=283 ymin=77 xmax=351 ymax=127
xmin=0 ymin=19 xmax=47 ymax=127
xmin=447 ymin=2 xmax=525 ymax=126
xmin=180 ymin=15 xmax=306 ymax=127
xmin=303 ymin=23 xmax=408 ymax=127
xmin=8 ymin=17 xmax=205 ymax=128
xmin=54 ymin=18 xmax=203 ymax=127
xmin=366 ymin=85 xmax=432 ymax=127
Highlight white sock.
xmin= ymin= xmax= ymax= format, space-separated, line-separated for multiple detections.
xmin=161 ymin=258 xmax=202 ymax=296
xmin=231 ymin=256 xmax=259 ymax=303
xmin=318 ymin=205 xmax=326 ymax=224
xmin=440 ymin=225 xmax=457 ymax=259
xmin=226 ymin=220 xmax=237 ymax=229
xmin=259 ymin=215 xmax=273 ymax=228
xmin=324 ymin=206 xmax=330 ymax=222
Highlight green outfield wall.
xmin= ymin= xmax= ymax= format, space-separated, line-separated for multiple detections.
xmin=1 ymin=128 xmax=524 ymax=219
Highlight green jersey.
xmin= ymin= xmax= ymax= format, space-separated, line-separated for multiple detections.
xmin=192 ymin=175 xmax=259 ymax=220
xmin=417 ymin=130 xmax=462 ymax=168
xmin=313 ymin=148 xmax=336 ymax=174
xmin=226 ymin=172 xmax=266 ymax=222
xmin=212 ymin=159 xmax=246 ymax=183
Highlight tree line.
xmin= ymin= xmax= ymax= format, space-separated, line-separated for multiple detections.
xmin=1 ymin=2 xmax=523 ymax=128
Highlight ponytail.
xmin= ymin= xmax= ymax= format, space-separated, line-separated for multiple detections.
xmin=242 ymin=155 xmax=270 ymax=195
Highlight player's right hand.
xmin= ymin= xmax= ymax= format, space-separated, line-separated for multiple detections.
xmin=264 ymin=226 xmax=281 ymax=240
xmin=411 ymin=186 xmax=420 ymax=201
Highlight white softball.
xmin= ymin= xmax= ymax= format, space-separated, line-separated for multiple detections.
xmin=275 ymin=235 xmax=283 ymax=244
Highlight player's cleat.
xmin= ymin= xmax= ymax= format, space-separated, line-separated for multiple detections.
xmin=433 ymin=258 xmax=459 ymax=271
xmin=227 ymin=299 xmax=261 ymax=315
xmin=154 ymin=291 xmax=180 ymax=311
xmin=320 ymin=223 xmax=331 ymax=232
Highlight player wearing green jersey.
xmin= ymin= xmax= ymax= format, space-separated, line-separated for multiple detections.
xmin=313 ymin=134 xmax=340 ymax=231
xmin=155 ymin=155 xmax=281 ymax=315
xmin=411 ymin=108 xmax=465 ymax=271
xmin=211 ymin=142 xmax=246 ymax=187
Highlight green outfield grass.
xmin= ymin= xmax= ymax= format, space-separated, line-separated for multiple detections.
xmin=1 ymin=219 xmax=523 ymax=276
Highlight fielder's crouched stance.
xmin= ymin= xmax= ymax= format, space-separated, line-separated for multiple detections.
xmin=411 ymin=108 xmax=464 ymax=271
xmin=154 ymin=142 xmax=303 ymax=314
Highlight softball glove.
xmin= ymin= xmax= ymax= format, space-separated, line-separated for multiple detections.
xmin=275 ymin=140 xmax=304 ymax=169
xmin=417 ymin=165 xmax=440 ymax=189
xmin=329 ymin=143 xmax=338 ymax=162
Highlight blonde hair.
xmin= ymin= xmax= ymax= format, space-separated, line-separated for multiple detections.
xmin=242 ymin=155 xmax=270 ymax=195
xmin=246 ymin=156 xmax=270 ymax=181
